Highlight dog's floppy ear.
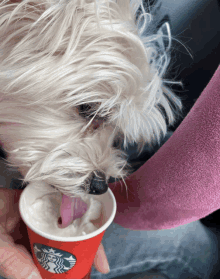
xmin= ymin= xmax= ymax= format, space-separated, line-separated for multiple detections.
xmin=112 ymin=72 xmax=182 ymax=150
xmin=112 ymin=81 xmax=165 ymax=148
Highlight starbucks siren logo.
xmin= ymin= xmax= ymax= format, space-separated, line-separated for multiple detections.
xmin=33 ymin=243 xmax=77 ymax=274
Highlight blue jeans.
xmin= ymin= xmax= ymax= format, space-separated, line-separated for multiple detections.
xmin=90 ymin=221 xmax=220 ymax=279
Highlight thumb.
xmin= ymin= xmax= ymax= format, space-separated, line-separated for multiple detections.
xmin=93 ymin=242 xmax=110 ymax=274
xmin=0 ymin=234 xmax=42 ymax=279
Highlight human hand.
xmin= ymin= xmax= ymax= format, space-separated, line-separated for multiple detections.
xmin=0 ymin=188 xmax=109 ymax=279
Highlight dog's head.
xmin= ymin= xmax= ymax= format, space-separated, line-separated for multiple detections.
xmin=0 ymin=0 xmax=182 ymax=198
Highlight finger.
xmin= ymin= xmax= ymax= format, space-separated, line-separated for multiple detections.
xmin=93 ymin=242 xmax=110 ymax=274
xmin=0 ymin=189 xmax=22 ymax=234
xmin=0 ymin=233 xmax=42 ymax=279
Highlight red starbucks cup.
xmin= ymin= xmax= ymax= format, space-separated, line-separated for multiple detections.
xmin=19 ymin=182 xmax=116 ymax=279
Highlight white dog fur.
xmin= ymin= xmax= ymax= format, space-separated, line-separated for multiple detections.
xmin=0 ymin=0 xmax=183 ymax=197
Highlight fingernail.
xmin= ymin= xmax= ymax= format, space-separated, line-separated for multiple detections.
xmin=104 ymin=263 xmax=110 ymax=274
xmin=102 ymin=255 xmax=110 ymax=274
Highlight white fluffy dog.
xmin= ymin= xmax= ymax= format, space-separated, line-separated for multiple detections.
xmin=0 ymin=0 xmax=182 ymax=198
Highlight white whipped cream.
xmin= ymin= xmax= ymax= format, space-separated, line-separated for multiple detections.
xmin=27 ymin=191 xmax=102 ymax=237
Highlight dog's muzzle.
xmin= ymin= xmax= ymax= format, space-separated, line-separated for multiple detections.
xmin=89 ymin=171 xmax=108 ymax=195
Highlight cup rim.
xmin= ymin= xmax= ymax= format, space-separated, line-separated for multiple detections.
xmin=19 ymin=185 xmax=117 ymax=242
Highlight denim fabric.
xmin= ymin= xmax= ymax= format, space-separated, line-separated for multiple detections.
xmin=90 ymin=221 xmax=220 ymax=279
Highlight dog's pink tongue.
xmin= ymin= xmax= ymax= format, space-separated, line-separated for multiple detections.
xmin=59 ymin=195 xmax=88 ymax=228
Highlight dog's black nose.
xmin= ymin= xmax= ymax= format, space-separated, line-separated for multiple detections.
xmin=89 ymin=172 xmax=108 ymax=195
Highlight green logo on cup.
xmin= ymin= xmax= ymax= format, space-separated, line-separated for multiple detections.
xmin=33 ymin=243 xmax=77 ymax=274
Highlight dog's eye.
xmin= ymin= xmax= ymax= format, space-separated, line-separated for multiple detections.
xmin=78 ymin=104 xmax=96 ymax=119
xmin=78 ymin=103 xmax=109 ymax=130
xmin=78 ymin=103 xmax=108 ymax=122
xmin=113 ymin=138 xmax=121 ymax=149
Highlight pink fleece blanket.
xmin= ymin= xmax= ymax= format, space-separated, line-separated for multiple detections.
xmin=109 ymin=65 xmax=220 ymax=230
